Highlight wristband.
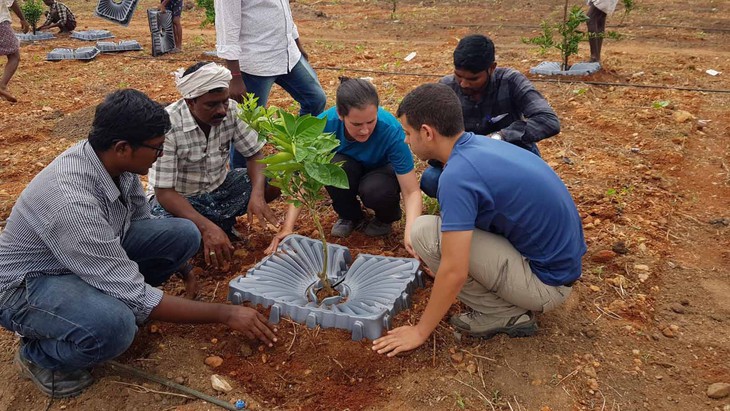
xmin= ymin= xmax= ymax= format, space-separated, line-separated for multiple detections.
xmin=231 ymin=72 xmax=242 ymax=77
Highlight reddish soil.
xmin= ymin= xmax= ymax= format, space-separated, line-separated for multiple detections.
xmin=0 ymin=0 xmax=728 ymax=410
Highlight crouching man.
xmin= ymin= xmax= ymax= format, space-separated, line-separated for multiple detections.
xmin=373 ymin=83 xmax=585 ymax=356
xmin=0 ymin=89 xmax=277 ymax=398
xmin=148 ymin=62 xmax=280 ymax=268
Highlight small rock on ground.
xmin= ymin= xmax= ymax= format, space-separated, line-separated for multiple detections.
xmin=707 ymin=382 xmax=730 ymax=399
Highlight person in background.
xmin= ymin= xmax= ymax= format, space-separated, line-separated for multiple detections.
xmin=38 ymin=0 xmax=76 ymax=33
xmin=159 ymin=0 xmax=183 ymax=53
xmin=0 ymin=0 xmax=29 ymax=102
xmin=421 ymin=34 xmax=560 ymax=198
xmin=586 ymin=0 xmax=618 ymax=63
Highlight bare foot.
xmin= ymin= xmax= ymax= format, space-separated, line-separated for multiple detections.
xmin=0 ymin=88 xmax=18 ymax=103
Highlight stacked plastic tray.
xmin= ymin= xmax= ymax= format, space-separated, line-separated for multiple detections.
xmin=71 ymin=30 xmax=114 ymax=41
xmin=96 ymin=40 xmax=142 ymax=53
xmin=15 ymin=32 xmax=55 ymax=41
xmin=95 ymin=0 xmax=139 ymax=26
xmin=47 ymin=47 xmax=101 ymax=61
xmin=529 ymin=61 xmax=602 ymax=76
xmin=228 ymin=235 xmax=423 ymax=341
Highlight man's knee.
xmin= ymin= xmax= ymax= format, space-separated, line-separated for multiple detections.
xmin=411 ymin=215 xmax=440 ymax=256
xmin=171 ymin=218 xmax=201 ymax=257
xmin=77 ymin=300 xmax=137 ymax=365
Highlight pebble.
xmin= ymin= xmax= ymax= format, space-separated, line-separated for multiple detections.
xmin=205 ymin=355 xmax=224 ymax=368
xmin=240 ymin=344 xmax=253 ymax=357
xmin=583 ymin=366 xmax=597 ymax=378
xmin=591 ymin=250 xmax=617 ymax=263
xmin=612 ymin=241 xmax=629 ymax=255
xmin=451 ymin=352 xmax=464 ymax=363
xmin=211 ymin=374 xmax=233 ymax=392
xmin=634 ymin=264 xmax=650 ymax=271
xmin=174 ymin=376 xmax=186 ymax=385
xmin=670 ymin=303 xmax=685 ymax=314
xmin=707 ymin=382 xmax=730 ymax=399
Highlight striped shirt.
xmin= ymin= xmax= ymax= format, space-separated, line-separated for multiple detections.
xmin=43 ymin=1 xmax=75 ymax=28
xmin=147 ymin=99 xmax=263 ymax=197
xmin=440 ymin=67 xmax=560 ymax=153
xmin=0 ymin=142 xmax=163 ymax=324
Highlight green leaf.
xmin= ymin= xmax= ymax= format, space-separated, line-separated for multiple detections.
xmin=294 ymin=115 xmax=327 ymax=141
xmin=304 ymin=163 xmax=349 ymax=189
xmin=280 ymin=110 xmax=298 ymax=136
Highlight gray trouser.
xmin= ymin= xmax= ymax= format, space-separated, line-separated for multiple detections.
xmin=411 ymin=215 xmax=572 ymax=318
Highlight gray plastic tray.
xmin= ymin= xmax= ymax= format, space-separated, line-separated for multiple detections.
xmin=228 ymin=234 xmax=423 ymax=341
xmin=96 ymin=40 xmax=142 ymax=53
xmin=15 ymin=32 xmax=55 ymax=41
xmin=95 ymin=0 xmax=139 ymax=26
xmin=47 ymin=47 xmax=101 ymax=61
xmin=529 ymin=61 xmax=601 ymax=76
xmin=147 ymin=9 xmax=175 ymax=56
xmin=71 ymin=30 xmax=114 ymax=41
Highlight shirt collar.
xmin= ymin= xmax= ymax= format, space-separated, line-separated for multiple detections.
xmin=179 ymin=100 xmax=204 ymax=133
xmin=81 ymin=140 xmax=128 ymax=203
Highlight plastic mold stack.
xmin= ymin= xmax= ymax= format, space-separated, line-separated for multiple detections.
xmin=96 ymin=40 xmax=142 ymax=53
xmin=47 ymin=47 xmax=101 ymax=61
xmin=147 ymin=9 xmax=174 ymax=57
xmin=95 ymin=0 xmax=139 ymax=26
xmin=71 ymin=30 xmax=114 ymax=41
xmin=529 ymin=61 xmax=601 ymax=76
xmin=228 ymin=235 xmax=423 ymax=341
xmin=15 ymin=32 xmax=55 ymax=41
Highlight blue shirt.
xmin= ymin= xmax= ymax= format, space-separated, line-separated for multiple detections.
xmin=438 ymin=132 xmax=586 ymax=286
xmin=319 ymin=107 xmax=414 ymax=175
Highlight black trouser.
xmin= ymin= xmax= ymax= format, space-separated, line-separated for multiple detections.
xmin=325 ymin=153 xmax=402 ymax=223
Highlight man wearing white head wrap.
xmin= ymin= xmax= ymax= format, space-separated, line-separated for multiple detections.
xmin=148 ymin=62 xmax=281 ymax=269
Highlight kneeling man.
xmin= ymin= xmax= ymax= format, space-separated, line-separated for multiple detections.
xmin=148 ymin=62 xmax=279 ymax=267
xmin=374 ymin=83 xmax=585 ymax=356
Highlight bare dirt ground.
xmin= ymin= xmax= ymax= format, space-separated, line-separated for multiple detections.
xmin=0 ymin=0 xmax=728 ymax=410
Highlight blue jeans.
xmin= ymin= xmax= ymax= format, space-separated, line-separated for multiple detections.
xmin=0 ymin=218 xmax=200 ymax=371
xmin=152 ymin=169 xmax=251 ymax=233
xmin=230 ymin=57 xmax=327 ymax=169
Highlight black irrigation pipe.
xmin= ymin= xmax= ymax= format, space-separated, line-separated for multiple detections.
xmin=99 ymin=54 xmax=730 ymax=94
xmin=422 ymin=22 xmax=730 ymax=33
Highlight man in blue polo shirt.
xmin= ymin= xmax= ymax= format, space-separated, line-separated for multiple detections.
xmin=373 ymin=83 xmax=585 ymax=356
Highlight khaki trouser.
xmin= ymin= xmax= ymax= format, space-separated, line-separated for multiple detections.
xmin=411 ymin=215 xmax=572 ymax=318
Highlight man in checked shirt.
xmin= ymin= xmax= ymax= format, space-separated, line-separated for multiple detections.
xmin=37 ymin=0 xmax=76 ymax=33
xmin=420 ymin=34 xmax=561 ymax=198
xmin=147 ymin=62 xmax=280 ymax=269
xmin=0 ymin=89 xmax=278 ymax=398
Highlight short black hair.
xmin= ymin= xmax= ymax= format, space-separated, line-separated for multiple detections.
xmin=88 ymin=89 xmax=171 ymax=151
xmin=453 ymin=34 xmax=495 ymax=73
xmin=396 ymin=83 xmax=464 ymax=137
xmin=182 ymin=61 xmax=227 ymax=96
xmin=335 ymin=77 xmax=379 ymax=117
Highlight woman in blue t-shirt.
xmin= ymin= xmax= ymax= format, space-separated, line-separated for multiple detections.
xmin=267 ymin=78 xmax=421 ymax=255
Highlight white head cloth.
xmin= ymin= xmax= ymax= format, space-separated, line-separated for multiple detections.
xmin=174 ymin=63 xmax=232 ymax=99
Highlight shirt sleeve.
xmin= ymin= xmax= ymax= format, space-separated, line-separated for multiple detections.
xmin=499 ymin=72 xmax=560 ymax=145
xmin=232 ymin=104 xmax=265 ymax=157
xmin=57 ymin=3 xmax=67 ymax=25
xmin=40 ymin=202 xmax=164 ymax=323
xmin=438 ymin=161 xmax=494 ymax=232
xmin=149 ymin=131 xmax=178 ymax=190
xmin=129 ymin=176 xmax=153 ymax=221
xmin=385 ymin=128 xmax=414 ymax=175
xmin=214 ymin=0 xmax=243 ymax=60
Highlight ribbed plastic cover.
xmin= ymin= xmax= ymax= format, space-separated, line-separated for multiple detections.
xmin=15 ymin=32 xmax=55 ymax=41
xmin=95 ymin=0 xmax=139 ymax=26
xmin=96 ymin=40 xmax=142 ymax=52
xmin=529 ymin=61 xmax=601 ymax=76
xmin=228 ymin=235 xmax=423 ymax=341
xmin=147 ymin=9 xmax=174 ymax=57
xmin=47 ymin=47 xmax=101 ymax=61
xmin=70 ymin=30 xmax=114 ymax=41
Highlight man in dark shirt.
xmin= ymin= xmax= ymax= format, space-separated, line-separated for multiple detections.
xmin=421 ymin=34 xmax=560 ymax=198
xmin=38 ymin=0 xmax=76 ymax=33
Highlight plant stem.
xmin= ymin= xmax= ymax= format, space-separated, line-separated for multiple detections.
xmin=307 ymin=203 xmax=332 ymax=293
xmin=562 ymin=0 xmax=569 ymax=71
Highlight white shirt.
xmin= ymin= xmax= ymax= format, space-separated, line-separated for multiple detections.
xmin=1 ymin=0 xmax=15 ymax=24
xmin=214 ymin=0 xmax=302 ymax=77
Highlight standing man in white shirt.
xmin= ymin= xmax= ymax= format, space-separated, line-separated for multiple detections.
xmin=214 ymin=0 xmax=327 ymax=169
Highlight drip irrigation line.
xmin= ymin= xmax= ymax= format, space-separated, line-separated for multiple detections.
xmin=423 ymin=21 xmax=730 ymax=33
xmin=107 ymin=361 xmax=238 ymax=410
xmin=81 ymin=54 xmax=730 ymax=94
